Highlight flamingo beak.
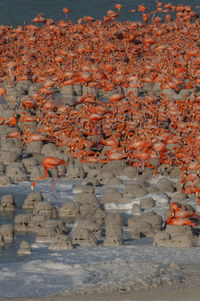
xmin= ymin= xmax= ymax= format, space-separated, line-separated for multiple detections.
xmin=31 ymin=185 xmax=34 ymax=191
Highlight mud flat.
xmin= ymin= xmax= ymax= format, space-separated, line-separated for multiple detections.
xmin=1 ymin=285 xmax=200 ymax=301
xmin=0 ymin=177 xmax=200 ymax=299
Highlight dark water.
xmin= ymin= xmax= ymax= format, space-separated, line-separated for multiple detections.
xmin=0 ymin=0 xmax=199 ymax=27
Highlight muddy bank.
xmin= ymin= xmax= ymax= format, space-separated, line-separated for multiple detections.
xmin=1 ymin=284 xmax=200 ymax=301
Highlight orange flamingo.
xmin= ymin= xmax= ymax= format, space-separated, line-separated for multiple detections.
xmin=31 ymin=157 xmax=67 ymax=191
xmin=6 ymin=131 xmax=23 ymax=140
xmin=0 ymin=87 xmax=7 ymax=106
xmin=23 ymin=133 xmax=52 ymax=144
xmin=167 ymin=216 xmax=198 ymax=226
xmin=114 ymin=4 xmax=123 ymax=11
xmin=99 ymin=150 xmax=127 ymax=163
xmin=5 ymin=113 xmax=17 ymax=127
xmin=167 ymin=202 xmax=200 ymax=226
xmin=63 ymin=7 xmax=72 ymax=14
xmin=32 ymin=12 xmax=46 ymax=24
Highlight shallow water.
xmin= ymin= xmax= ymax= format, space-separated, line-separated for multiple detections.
xmin=0 ymin=177 xmax=198 ymax=298
xmin=0 ymin=0 xmax=199 ymax=27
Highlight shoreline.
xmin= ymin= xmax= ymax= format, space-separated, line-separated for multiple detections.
xmin=1 ymin=285 xmax=200 ymax=301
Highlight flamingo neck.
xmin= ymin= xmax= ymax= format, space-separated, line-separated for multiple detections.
xmin=31 ymin=167 xmax=48 ymax=189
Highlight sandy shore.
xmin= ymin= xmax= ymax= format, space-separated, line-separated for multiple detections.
xmin=1 ymin=285 xmax=200 ymax=301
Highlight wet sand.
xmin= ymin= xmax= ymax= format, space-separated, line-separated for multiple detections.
xmin=1 ymin=285 xmax=200 ymax=301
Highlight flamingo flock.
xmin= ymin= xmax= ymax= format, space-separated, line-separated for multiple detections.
xmin=0 ymin=3 xmax=199 ymax=226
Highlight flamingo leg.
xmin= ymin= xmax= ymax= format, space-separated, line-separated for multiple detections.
xmin=51 ymin=177 xmax=54 ymax=192
xmin=54 ymin=173 xmax=65 ymax=186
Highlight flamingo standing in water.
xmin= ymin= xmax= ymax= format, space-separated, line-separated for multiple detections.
xmin=62 ymin=6 xmax=72 ymax=21
xmin=31 ymin=157 xmax=67 ymax=191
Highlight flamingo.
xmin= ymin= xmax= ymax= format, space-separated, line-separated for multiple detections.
xmin=31 ymin=157 xmax=67 ymax=191
xmin=167 ymin=216 xmax=198 ymax=226
xmin=63 ymin=7 xmax=72 ymax=21
xmin=114 ymin=4 xmax=123 ymax=11
xmin=166 ymin=202 xmax=200 ymax=226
